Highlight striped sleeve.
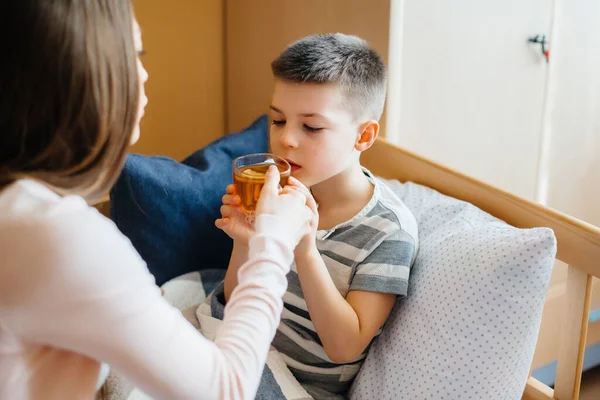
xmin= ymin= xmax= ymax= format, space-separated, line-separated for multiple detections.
xmin=349 ymin=228 xmax=416 ymax=296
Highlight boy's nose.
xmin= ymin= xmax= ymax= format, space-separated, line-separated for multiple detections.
xmin=280 ymin=128 xmax=299 ymax=149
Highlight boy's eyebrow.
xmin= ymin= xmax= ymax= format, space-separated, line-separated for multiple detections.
xmin=299 ymin=112 xmax=326 ymax=119
xmin=270 ymin=105 xmax=328 ymax=119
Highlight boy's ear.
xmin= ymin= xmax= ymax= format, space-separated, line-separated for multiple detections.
xmin=355 ymin=120 xmax=380 ymax=152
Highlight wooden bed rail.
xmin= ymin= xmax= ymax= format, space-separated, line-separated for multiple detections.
xmin=362 ymin=139 xmax=600 ymax=400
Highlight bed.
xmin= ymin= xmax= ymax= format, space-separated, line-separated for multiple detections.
xmin=95 ymin=137 xmax=600 ymax=400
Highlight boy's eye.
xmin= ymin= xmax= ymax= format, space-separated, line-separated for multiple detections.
xmin=271 ymin=120 xmax=285 ymax=126
xmin=304 ymin=124 xmax=323 ymax=133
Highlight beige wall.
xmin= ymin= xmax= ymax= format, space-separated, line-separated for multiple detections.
xmin=130 ymin=0 xmax=392 ymax=158
xmin=226 ymin=0 xmax=391 ymax=133
xmin=132 ymin=0 xmax=225 ymax=160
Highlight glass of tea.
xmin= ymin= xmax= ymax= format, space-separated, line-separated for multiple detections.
xmin=232 ymin=153 xmax=291 ymax=216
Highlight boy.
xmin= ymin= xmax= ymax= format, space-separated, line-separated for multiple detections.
xmin=214 ymin=33 xmax=418 ymax=398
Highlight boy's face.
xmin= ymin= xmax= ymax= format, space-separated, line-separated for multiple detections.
xmin=269 ymin=80 xmax=361 ymax=188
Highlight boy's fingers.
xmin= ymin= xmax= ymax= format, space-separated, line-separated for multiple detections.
xmin=222 ymin=194 xmax=240 ymax=205
xmin=226 ymin=184 xmax=236 ymax=195
xmin=220 ymin=205 xmax=238 ymax=217
xmin=215 ymin=218 xmax=230 ymax=229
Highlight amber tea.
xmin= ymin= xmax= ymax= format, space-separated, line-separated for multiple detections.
xmin=232 ymin=154 xmax=291 ymax=214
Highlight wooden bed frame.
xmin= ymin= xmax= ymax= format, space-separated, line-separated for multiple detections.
xmin=96 ymin=138 xmax=600 ymax=400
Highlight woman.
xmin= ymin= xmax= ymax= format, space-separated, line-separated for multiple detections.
xmin=0 ymin=1 xmax=313 ymax=399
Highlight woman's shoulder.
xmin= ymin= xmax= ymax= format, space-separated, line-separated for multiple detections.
xmin=0 ymin=179 xmax=88 ymax=220
xmin=0 ymin=180 xmax=148 ymax=296
xmin=0 ymin=180 xmax=115 ymax=240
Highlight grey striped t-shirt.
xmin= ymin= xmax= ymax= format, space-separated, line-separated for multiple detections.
xmin=274 ymin=170 xmax=419 ymax=397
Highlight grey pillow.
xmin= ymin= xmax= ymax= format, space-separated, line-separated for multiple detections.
xmin=349 ymin=181 xmax=556 ymax=400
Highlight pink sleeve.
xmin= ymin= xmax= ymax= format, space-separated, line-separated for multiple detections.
xmin=2 ymin=206 xmax=293 ymax=400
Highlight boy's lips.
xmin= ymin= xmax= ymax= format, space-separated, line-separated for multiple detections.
xmin=285 ymin=158 xmax=301 ymax=172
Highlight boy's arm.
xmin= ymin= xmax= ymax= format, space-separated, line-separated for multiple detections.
xmin=295 ymin=249 xmax=396 ymax=363
xmin=224 ymin=241 xmax=249 ymax=303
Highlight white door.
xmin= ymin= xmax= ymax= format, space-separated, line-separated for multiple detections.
xmin=387 ymin=0 xmax=554 ymax=199
xmin=540 ymin=0 xmax=600 ymax=226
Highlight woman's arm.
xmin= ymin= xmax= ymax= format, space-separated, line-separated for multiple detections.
xmin=1 ymin=208 xmax=294 ymax=400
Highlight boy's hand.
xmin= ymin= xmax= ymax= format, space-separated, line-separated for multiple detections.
xmin=215 ymin=184 xmax=254 ymax=245
xmin=285 ymin=178 xmax=319 ymax=259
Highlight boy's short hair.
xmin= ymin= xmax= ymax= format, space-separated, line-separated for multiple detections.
xmin=271 ymin=33 xmax=387 ymax=121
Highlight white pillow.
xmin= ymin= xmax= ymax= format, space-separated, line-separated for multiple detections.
xmin=349 ymin=181 xmax=556 ymax=400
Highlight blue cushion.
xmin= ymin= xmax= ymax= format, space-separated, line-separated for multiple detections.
xmin=110 ymin=115 xmax=269 ymax=286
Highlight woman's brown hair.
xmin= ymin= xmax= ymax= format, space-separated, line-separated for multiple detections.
xmin=0 ymin=0 xmax=139 ymax=202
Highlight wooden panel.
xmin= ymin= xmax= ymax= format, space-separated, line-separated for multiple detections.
xmin=523 ymin=377 xmax=555 ymax=400
xmin=532 ymin=281 xmax=569 ymax=368
xmin=225 ymin=0 xmax=391 ymax=133
xmin=532 ymin=278 xmax=600 ymax=369
xmin=132 ymin=0 xmax=225 ymax=160
xmin=362 ymin=139 xmax=600 ymax=277
xmin=549 ymin=260 xmax=569 ymax=286
xmin=554 ymin=268 xmax=593 ymax=400
xmin=589 ymin=320 xmax=600 ymax=345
